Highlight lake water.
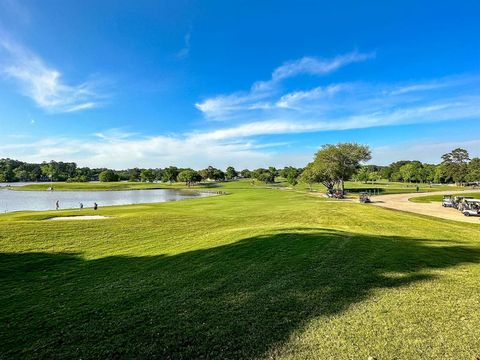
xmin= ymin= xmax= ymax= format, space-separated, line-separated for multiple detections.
xmin=0 ymin=188 xmax=216 ymax=213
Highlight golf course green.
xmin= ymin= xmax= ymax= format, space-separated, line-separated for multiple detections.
xmin=1 ymin=180 xmax=480 ymax=359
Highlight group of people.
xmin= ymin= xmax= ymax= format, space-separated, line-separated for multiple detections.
xmin=55 ymin=200 xmax=98 ymax=211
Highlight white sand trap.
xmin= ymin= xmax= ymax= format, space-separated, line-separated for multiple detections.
xmin=45 ymin=215 xmax=110 ymax=221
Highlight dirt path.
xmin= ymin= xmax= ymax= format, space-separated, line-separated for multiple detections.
xmin=369 ymin=189 xmax=480 ymax=224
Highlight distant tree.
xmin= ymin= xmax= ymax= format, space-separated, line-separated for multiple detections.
xmin=177 ymin=169 xmax=201 ymax=186
xmin=368 ymin=171 xmax=379 ymax=183
xmin=40 ymin=162 xmax=56 ymax=181
xmin=240 ymin=169 xmax=251 ymax=178
xmin=225 ymin=166 xmax=238 ymax=180
xmin=280 ymin=166 xmax=300 ymax=186
xmin=99 ymin=170 xmax=119 ymax=182
xmin=387 ymin=160 xmax=412 ymax=182
xmin=212 ymin=169 xmax=225 ymax=181
xmin=14 ymin=169 xmax=29 ymax=182
xmin=441 ymin=148 xmax=470 ymax=185
xmin=252 ymin=168 xmax=276 ymax=183
xmin=378 ymin=166 xmax=393 ymax=181
xmin=434 ymin=164 xmax=447 ymax=183
xmin=356 ymin=167 xmax=370 ymax=183
xmin=161 ymin=167 xmax=179 ymax=183
xmin=154 ymin=169 xmax=164 ymax=182
xmin=466 ymin=158 xmax=480 ymax=182
xmin=128 ymin=168 xmax=141 ymax=182
xmin=399 ymin=161 xmax=423 ymax=183
xmin=421 ymin=164 xmax=437 ymax=183
xmin=140 ymin=169 xmax=155 ymax=183
xmin=199 ymin=166 xmax=219 ymax=181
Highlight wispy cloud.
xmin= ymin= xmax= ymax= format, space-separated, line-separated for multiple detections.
xmin=270 ymin=51 xmax=375 ymax=82
xmin=195 ymin=51 xmax=375 ymax=120
xmin=176 ymin=31 xmax=191 ymax=59
xmin=0 ymin=36 xmax=107 ymax=113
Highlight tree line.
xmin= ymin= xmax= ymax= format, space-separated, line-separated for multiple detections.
xmin=1 ymin=146 xmax=478 ymax=187
xmin=353 ymin=148 xmax=479 ymax=185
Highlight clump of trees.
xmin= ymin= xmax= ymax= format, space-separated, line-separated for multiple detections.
xmin=99 ymin=170 xmax=119 ymax=182
xmin=0 ymin=159 xmax=98 ymax=183
xmin=177 ymin=169 xmax=202 ymax=186
xmin=251 ymin=167 xmax=277 ymax=183
xmin=279 ymin=167 xmax=302 ymax=186
xmin=363 ymin=148 xmax=480 ymax=185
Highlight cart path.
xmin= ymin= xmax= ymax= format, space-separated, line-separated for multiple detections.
xmin=370 ymin=189 xmax=480 ymax=224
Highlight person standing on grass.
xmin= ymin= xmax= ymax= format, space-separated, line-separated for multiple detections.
xmin=79 ymin=202 xmax=83 ymax=210
xmin=55 ymin=200 xmax=59 ymax=210
xmin=93 ymin=202 xmax=98 ymax=210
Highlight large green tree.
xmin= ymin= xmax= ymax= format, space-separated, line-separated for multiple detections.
xmin=311 ymin=143 xmax=371 ymax=193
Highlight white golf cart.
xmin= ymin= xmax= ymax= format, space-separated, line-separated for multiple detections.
xmin=462 ymin=199 xmax=480 ymax=217
xmin=442 ymin=195 xmax=455 ymax=207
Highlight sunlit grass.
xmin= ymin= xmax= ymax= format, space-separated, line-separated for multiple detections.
xmin=1 ymin=180 xmax=480 ymax=358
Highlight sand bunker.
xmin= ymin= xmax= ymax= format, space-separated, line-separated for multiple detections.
xmin=45 ymin=215 xmax=109 ymax=221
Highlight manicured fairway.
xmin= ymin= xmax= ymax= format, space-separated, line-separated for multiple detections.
xmin=1 ymin=181 xmax=480 ymax=359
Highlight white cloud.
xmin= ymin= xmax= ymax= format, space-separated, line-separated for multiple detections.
xmin=4 ymin=93 xmax=480 ymax=169
xmin=195 ymin=51 xmax=375 ymax=120
xmin=276 ymin=84 xmax=348 ymax=109
xmin=0 ymin=36 xmax=106 ymax=113
xmin=271 ymin=51 xmax=375 ymax=81
xmin=0 ymin=134 xmax=276 ymax=169
xmin=4 ymin=126 xmax=480 ymax=169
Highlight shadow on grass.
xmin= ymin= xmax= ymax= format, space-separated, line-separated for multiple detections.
xmin=1 ymin=230 xmax=479 ymax=358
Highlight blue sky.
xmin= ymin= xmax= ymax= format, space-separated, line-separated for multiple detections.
xmin=0 ymin=0 xmax=479 ymax=169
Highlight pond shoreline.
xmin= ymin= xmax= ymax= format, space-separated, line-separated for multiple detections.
xmin=0 ymin=188 xmax=219 ymax=214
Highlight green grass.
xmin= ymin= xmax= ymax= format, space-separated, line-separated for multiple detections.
xmin=14 ymin=179 xmax=468 ymax=195
xmin=291 ymin=179 xmax=467 ymax=195
xmin=410 ymin=192 xmax=480 ymax=203
xmin=1 ymin=180 xmax=480 ymax=359
xmin=12 ymin=181 xmax=218 ymax=191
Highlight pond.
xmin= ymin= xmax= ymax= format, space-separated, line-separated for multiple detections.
xmin=0 ymin=188 xmax=216 ymax=213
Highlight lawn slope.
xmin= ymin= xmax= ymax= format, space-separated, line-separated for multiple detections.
xmin=1 ymin=181 xmax=480 ymax=359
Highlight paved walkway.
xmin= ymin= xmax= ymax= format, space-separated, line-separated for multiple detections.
xmin=370 ymin=190 xmax=480 ymax=224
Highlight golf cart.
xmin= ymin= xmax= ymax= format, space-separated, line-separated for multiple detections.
xmin=455 ymin=197 xmax=474 ymax=211
xmin=462 ymin=199 xmax=480 ymax=217
xmin=359 ymin=192 xmax=371 ymax=203
xmin=442 ymin=195 xmax=455 ymax=207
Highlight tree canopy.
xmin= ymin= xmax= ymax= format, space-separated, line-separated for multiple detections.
xmin=302 ymin=143 xmax=371 ymax=193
